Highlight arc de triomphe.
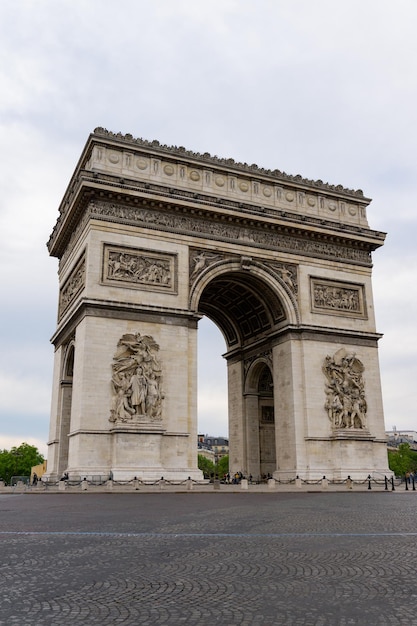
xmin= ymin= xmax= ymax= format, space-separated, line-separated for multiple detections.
xmin=46 ymin=128 xmax=389 ymax=481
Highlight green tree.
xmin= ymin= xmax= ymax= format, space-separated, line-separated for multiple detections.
xmin=198 ymin=454 xmax=215 ymax=478
xmin=388 ymin=443 xmax=417 ymax=477
xmin=0 ymin=443 xmax=44 ymax=484
xmin=216 ymin=454 xmax=229 ymax=478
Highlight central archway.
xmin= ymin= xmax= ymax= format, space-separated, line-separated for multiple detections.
xmin=194 ymin=264 xmax=291 ymax=478
xmin=197 ymin=317 xmax=228 ymax=439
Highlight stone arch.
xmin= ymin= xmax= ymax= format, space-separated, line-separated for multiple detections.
xmin=62 ymin=342 xmax=75 ymax=380
xmin=190 ymin=260 xmax=299 ymax=356
xmin=245 ymin=356 xmax=273 ymax=394
xmin=57 ymin=341 xmax=75 ymax=477
xmin=45 ymin=130 xmax=390 ymax=481
xmin=190 ymin=259 xmax=299 ymax=329
xmin=242 ymin=358 xmax=276 ymax=479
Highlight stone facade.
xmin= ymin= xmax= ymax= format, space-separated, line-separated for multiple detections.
xmin=45 ymin=128 xmax=389 ymax=481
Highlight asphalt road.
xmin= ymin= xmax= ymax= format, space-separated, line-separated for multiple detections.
xmin=0 ymin=492 xmax=416 ymax=625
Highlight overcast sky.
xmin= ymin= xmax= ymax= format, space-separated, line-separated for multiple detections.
xmin=1 ymin=0 xmax=416 ymax=456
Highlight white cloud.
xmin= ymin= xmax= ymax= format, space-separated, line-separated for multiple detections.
xmin=0 ymin=372 xmax=51 ymax=417
xmin=0 ymin=434 xmax=48 ymax=458
xmin=0 ymin=0 xmax=416 ymax=450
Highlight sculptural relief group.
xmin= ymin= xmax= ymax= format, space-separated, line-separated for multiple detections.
xmin=110 ymin=333 xmax=164 ymax=424
xmin=323 ymin=349 xmax=367 ymax=430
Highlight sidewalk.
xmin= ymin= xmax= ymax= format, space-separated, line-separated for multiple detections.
xmin=2 ymin=476 xmax=414 ymax=495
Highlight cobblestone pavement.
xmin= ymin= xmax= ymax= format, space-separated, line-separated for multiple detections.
xmin=1 ymin=492 xmax=416 ymax=625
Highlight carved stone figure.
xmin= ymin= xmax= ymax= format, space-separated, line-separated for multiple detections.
xmin=323 ymin=349 xmax=367 ymax=430
xmin=130 ymin=367 xmax=147 ymax=415
xmin=190 ymin=250 xmax=219 ymax=281
xmin=110 ymin=333 xmax=163 ymax=423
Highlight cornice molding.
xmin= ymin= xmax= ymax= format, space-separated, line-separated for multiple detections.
xmin=92 ymin=127 xmax=367 ymax=199
xmin=51 ymin=297 xmax=201 ymax=348
xmin=48 ymin=179 xmax=384 ymax=265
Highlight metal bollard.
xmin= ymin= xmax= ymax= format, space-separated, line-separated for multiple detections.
xmin=391 ymin=476 xmax=395 ymax=491
xmin=368 ymin=475 xmax=371 ymax=490
xmin=384 ymin=476 xmax=388 ymax=491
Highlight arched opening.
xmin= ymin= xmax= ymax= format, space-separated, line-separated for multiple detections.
xmin=196 ymin=270 xmax=285 ymax=349
xmin=197 ymin=317 xmax=227 ymax=439
xmin=257 ymin=365 xmax=276 ymax=479
xmin=57 ymin=343 xmax=74 ymax=477
xmin=196 ymin=269 xmax=286 ymax=477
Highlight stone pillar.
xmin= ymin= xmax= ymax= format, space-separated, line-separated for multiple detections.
xmin=228 ymin=360 xmax=245 ymax=476
xmin=244 ymin=393 xmax=260 ymax=478
xmin=272 ymin=340 xmax=304 ymax=479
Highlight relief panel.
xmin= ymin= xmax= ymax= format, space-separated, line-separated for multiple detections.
xmin=310 ymin=277 xmax=367 ymax=319
xmin=59 ymin=252 xmax=86 ymax=320
xmin=102 ymin=244 xmax=177 ymax=294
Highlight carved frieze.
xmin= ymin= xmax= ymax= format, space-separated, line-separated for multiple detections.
xmin=88 ymin=200 xmax=372 ymax=266
xmin=323 ymin=349 xmax=367 ymax=430
xmin=59 ymin=252 xmax=85 ymax=319
xmin=311 ymin=277 xmax=366 ymax=318
xmin=102 ymin=245 xmax=177 ymax=293
xmin=110 ymin=332 xmax=164 ymax=425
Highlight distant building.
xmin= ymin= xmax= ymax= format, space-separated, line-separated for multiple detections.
xmin=30 ymin=461 xmax=47 ymax=483
xmin=386 ymin=430 xmax=417 ymax=450
xmin=197 ymin=445 xmax=215 ymax=463
xmin=198 ymin=434 xmax=229 ymax=463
